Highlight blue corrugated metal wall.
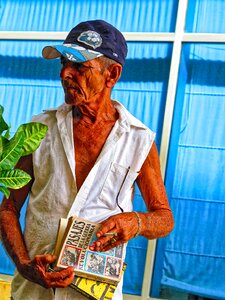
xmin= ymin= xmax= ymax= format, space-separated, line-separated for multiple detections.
xmin=158 ymin=1 xmax=225 ymax=299
xmin=161 ymin=42 xmax=225 ymax=300
xmin=1 ymin=1 xmax=225 ymax=299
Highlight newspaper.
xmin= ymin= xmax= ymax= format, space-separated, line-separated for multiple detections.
xmin=54 ymin=216 xmax=125 ymax=286
xmin=49 ymin=263 xmax=126 ymax=300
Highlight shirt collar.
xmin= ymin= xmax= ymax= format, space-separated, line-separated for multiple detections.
xmin=44 ymin=101 xmax=148 ymax=131
xmin=112 ymin=100 xmax=149 ymax=131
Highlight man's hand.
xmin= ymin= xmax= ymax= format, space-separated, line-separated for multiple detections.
xmin=90 ymin=212 xmax=139 ymax=252
xmin=17 ymin=254 xmax=74 ymax=289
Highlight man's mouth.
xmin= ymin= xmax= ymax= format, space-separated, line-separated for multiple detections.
xmin=67 ymin=86 xmax=81 ymax=94
xmin=63 ymin=81 xmax=82 ymax=95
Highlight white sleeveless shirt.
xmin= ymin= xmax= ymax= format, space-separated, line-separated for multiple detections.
xmin=11 ymin=101 xmax=155 ymax=300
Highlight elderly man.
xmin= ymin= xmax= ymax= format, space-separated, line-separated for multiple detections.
xmin=0 ymin=20 xmax=174 ymax=299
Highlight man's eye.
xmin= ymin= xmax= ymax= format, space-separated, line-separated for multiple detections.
xmin=60 ymin=58 xmax=83 ymax=70
xmin=60 ymin=58 xmax=91 ymax=72
xmin=74 ymin=63 xmax=83 ymax=70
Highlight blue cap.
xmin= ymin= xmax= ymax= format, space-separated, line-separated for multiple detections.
xmin=42 ymin=20 xmax=128 ymax=66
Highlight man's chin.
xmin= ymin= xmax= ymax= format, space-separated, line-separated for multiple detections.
xmin=64 ymin=96 xmax=83 ymax=106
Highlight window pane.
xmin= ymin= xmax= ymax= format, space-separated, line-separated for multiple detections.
xmin=186 ymin=0 xmax=225 ymax=33
xmin=1 ymin=0 xmax=178 ymax=32
xmin=162 ymin=43 xmax=225 ymax=299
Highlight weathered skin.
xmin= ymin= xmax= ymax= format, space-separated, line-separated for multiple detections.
xmin=0 ymin=57 xmax=174 ymax=289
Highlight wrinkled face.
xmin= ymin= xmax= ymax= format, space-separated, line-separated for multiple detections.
xmin=60 ymin=56 xmax=107 ymax=107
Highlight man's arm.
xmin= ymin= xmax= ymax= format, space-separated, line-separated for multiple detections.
xmin=0 ymin=155 xmax=74 ymax=288
xmin=93 ymin=142 xmax=174 ymax=251
xmin=135 ymin=142 xmax=174 ymax=239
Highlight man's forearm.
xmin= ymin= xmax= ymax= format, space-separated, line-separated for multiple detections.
xmin=0 ymin=205 xmax=31 ymax=268
xmin=136 ymin=143 xmax=174 ymax=239
xmin=138 ymin=209 xmax=174 ymax=239
xmin=0 ymin=203 xmax=75 ymax=288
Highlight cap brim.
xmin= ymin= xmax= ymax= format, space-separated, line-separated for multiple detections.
xmin=42 ymin=44 xmax=103 ymax=63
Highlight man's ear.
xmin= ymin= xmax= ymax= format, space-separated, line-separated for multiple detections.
xmin=105 ymin=64 xmax=122 ymax=88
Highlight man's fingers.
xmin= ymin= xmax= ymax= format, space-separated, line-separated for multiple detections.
xmin=97 ymin=217 xmax=116 ymax=237
xmin=48 ymin=267 xmax=74 ymax=280
xmin=46 ymin=267 xmax=74 ymax=288
xmin=33 ymin=255 xmax=74 ymax=288
xmin=101 ymin=239 xmax=122 ymax=252
xmin=34 ymin=254 xmax=57 ymax=266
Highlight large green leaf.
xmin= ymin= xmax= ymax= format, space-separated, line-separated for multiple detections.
xmin=3 ymin=126 xmax=11 ymax=139
xmin=0 ymin=105 xmax=9 ymax=135
xmin=17 ymin=122 xmax=48 ymax=156
xmin=0 ymin=136 xmax=9 ymax=158
xmin=0 ymin=131 xmax=24 ymax=170
xmin=0 ymin=185 xmax=10 ymax=199
xmin=0 ymin=169 xmax=31 ymax=189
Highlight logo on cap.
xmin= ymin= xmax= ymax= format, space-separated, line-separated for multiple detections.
xmin=77 ymin=31 xmax=102 ymax=49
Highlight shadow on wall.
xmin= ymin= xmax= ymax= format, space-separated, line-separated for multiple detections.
xmin=0 ymin=56 xmax=171 ymax=82
xmin=1 ymin=55 xmax=225 ymax=87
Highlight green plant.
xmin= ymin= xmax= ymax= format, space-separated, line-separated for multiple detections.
xmin=0 ymin=105 xmax=48 ymax=198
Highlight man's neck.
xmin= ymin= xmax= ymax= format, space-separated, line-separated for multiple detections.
xmin=72 ymin=97 xmax=118 ymax=126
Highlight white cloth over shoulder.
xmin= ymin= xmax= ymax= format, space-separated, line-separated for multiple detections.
xmin=11 ymin=101 xmax=155 ymax=300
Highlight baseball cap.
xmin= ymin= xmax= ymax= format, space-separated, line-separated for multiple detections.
xmin=42 ymin=20 xmax=127 ymax=66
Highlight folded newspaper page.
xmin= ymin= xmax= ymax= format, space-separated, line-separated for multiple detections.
xmin=54 ymin=216 xmax=125 ymax=286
